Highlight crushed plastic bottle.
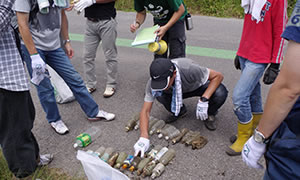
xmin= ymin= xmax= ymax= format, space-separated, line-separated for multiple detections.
xmin=129 ymin=156 xmax=142 ymax=172
xmin=114 ymin=152 xmax=128 ymax=169
xmin=165 ymin=128 xmax=180 ymax=140
xmin=73 ymin=126 xmax=100 ymax=149
xmin=149 ymin=120 xmax=165 ymax=135
xmin=100 ymin=147 xmax=114 ymax=162
xmin=108 ymin=152 xmax=119 ymax=166
xmin=159 ymin=148 xmax=175 ymax=165
xmin=172 ymin=128 xmax=189 ymax=144
xmin=147 ymin=145 xmax=163 ymax=159
xmin=151 ymin=163 xmax=165 ymax=179
xmin=137 ymin=157 xmax=151 ymax=175
xmin=158 ymin=125 xmax=176 ymax=139
xmin=95 ymin=146 xmax=105 ymax=157
xmin=125 ymin=113 xmax=139 ymax=132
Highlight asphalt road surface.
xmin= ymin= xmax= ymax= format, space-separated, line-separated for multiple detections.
xmin=29 ymin=11 xmax=276 ymax=179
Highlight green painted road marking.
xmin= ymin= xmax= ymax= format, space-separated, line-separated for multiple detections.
xmin=69 ymin=33 xmax=236 ymax=60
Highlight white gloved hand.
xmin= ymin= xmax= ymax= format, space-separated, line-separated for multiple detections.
xmin=30 ymin=54 xmax=49 ymax=85
xmin=196 ymin=100 xmax=209 ymax=120
xmin=134 ymin=137 xmax=150 ymax=157
xmin=74 ymin=0 xmax=96 ymax=12
xmin=242 ymin=136 xmax=266 ymax=169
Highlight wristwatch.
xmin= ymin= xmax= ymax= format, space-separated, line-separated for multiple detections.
xmin=253 ymin=129 xmax=269 ymax=144
xmin=63 ymin=39 xmax=71 ymax=45
xmin=200 ymin=96 xmax=209 ymax=102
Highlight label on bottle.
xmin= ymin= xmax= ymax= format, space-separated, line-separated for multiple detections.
xmin=76 ymin=133 xmax=91 ymax=147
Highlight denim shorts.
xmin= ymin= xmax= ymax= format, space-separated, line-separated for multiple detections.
xmin=282 ymin=0 xmax=300 ymax=43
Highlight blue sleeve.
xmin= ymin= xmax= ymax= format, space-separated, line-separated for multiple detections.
xmin=281 ymin=0 xmax=300 ymax=43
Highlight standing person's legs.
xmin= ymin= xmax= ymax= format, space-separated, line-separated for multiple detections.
xmin=167 ymin=19 xmax=186 ymax=59
xmin=100 ymin=18 xmax=118 ymax=97
xmin=226 ymin=57 xmax=267 ymax=156
xmin=0 ymin=89 xmax=39 ymax=178
xmin=21 ymin=45 xmax=61 ymax=123
xmin=83 ymin=20 xmax=101 ymax=92
xmin=46 ymin=48 xmax=99 ymax=118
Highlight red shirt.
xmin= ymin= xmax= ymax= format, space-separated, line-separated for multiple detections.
xmin=237 ymin=0 xmax=288 ymax=64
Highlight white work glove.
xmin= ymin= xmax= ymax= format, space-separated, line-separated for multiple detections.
xmin=242 ymin=136 xmax=266 ymax=169
xmin=30 ymin=54 xmax=49 ymax=85
xmin=74 ymin=0 xmax=96 ymax=12
xmin=196 ymin=100 xmax=209 ymax=120
xmin=134 ymin=137 xmax=150 ymax=158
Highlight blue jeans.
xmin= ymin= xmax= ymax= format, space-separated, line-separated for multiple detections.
xmin=21 ymin=45 xmax=99 ymax=123
xmin=232 ymin=57 xmax=267 ymax=123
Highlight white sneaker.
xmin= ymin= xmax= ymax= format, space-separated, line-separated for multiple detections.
xmin=103 ymin=87 xmax=115 ymax=98
xmin=38 ymin=154 xmax=54 ymax=166
xmin=87 ymin=87 xmax=96 ymax=94
xmin=87 ymin=110 xmax=115 ymax=121
xmin=50 ymin=120 xmax=69 ymax=135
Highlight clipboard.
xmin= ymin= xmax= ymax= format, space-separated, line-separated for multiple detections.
xmin=131 ymin=25 xmax=160 ymax=47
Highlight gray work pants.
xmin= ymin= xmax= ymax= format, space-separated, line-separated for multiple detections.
xmin=83 ymin=18 xmax=118 ymax=89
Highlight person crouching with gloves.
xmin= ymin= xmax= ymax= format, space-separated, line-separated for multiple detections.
xmin=134 ymin=58 xmax=228 ymax=157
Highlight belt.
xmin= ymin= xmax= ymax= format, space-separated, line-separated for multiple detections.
xmin=87 ymin=17 xmax=113 ymax=22
xmin=87 ymin=17 xmax=101 ymax=22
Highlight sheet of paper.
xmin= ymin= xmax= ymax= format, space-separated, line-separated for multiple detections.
xmin=131 ymin=25 xmax=159 ymax=46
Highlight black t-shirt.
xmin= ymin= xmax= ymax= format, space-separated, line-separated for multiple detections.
xmin=84 ymin=2 xmax=116 ymax=19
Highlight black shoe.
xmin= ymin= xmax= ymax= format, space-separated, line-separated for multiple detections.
xmin=204 ymin=115 xmax=217 ymax=131
xmin=165 ymin=105 xmax=187 ymax=123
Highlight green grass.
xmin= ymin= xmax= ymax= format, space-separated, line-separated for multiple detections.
xmin=116 ymin=0 xmax=297 ymax=18
xmin=0 ymin=150 xmax=84 ymax=180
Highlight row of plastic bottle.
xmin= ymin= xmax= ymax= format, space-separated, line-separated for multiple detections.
xmin=86 ymin=145 xmax=175 ymax=179
xmin=125 ymin=114 xmax=208 ymax=150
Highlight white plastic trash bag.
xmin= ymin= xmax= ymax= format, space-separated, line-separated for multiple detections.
xmin=77 ymin=150 xmax=129 ymax=180
xmin=47 ymin=65 xmax=75 ymax=104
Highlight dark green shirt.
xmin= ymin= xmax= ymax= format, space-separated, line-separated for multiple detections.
xmin=134 ymin=0 xmax=187 ymax=24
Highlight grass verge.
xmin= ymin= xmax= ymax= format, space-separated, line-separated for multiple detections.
xmin=115 ymin=0 xmax=297 ymax=18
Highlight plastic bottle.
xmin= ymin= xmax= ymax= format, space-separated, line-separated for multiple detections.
xmin=95 ymin=146 xmax=105 ymax=157
xmin=114 ymin=152 xmax=128 ymax=169
xmin=134 ymin=120 xmax=140 ymax=130
xmin=141 ymin=160 xmax=156 ymax=177
xmin=121 ymin=155 xmax=134 ymax=170
xmin=73 ymin=126 xmax=100 ymax=149
xmin=172 ymin=128 xmax=189 ymax=144
xmin=100 ymin=147 xmax=114 ymax=162
xmin=147 ymin=145 xmax=163 ymax=159
xmin=148 ymin=117 xmax=159 ymax=131
xmin=151 ymin=163 xmax=165 ymax=179
xmin=156 ymin=124 xmax=170 ymax=134
xmin=165 ymin=128 xmax=180 ymax=140
xmin=158 ymin=125 xmax=176 ymax=139
xmin=185 ymin=132 xmax=201 ymax=146
xmin=153 ymin=147 xmax=168 ymax=163
xmin=149 ymin=120 xmax=165 ymax=135
xmin=108 ymin=152 xmax=119 ymax=166
xmin=159 ymin=149 xmax=175 ymax=165
xmin=125 ymin=113 xmax=139 ymax=132
xmin=137 ymin=157 xmax=151 ymax=175
xmin=180 ymin=130 xmax=194 ymax=144
xmin=129 ymin=156 xmax=142 ymax=172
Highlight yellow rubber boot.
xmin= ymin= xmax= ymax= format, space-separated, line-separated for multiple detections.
xmin=229 ymin=113 xmax=262 ymax=144
xmin=226 ymin=120 xmax=253 ymax=156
